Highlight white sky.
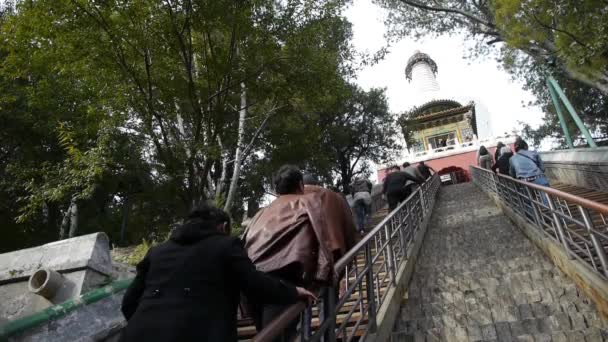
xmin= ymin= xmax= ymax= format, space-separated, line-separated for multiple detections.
xmin=345 ymin=0 xmax=545 ymax=137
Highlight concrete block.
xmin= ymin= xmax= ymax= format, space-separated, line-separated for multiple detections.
xmin=584 ymin=327 xmax=604 ymax=342
xmin=551 ymin=332 xmax=568 ymax=342
xmin=533 ymin=333 xmax=551 ymax=342
xmin=0 ymin=233 xmax=112 ymax=321
xmin=546 ymin=313 xmax=571 ymax=331
xmin=494 ymin=321 xmax=512 ymax=342
xmin=0 ymin=233 xmax=112 ymax=283
xmin=480 ymin=324 xmax=497 ymax=340
xmin=569 ymin=312 xmax=587 ymax=330
xmin=466 ymin=324 xmax=483 ymax=341
xmin=518 ymin=304 xmax=534 ymax=320
xmin=515 ymin=334 xmax=534 ymax=342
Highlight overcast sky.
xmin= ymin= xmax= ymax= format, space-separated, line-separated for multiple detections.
xmin=345 ymin=0 xmax=545 ymax=138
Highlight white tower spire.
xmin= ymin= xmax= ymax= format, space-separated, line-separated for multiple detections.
xmin=405 ymin=51 xmax=440 ymax=103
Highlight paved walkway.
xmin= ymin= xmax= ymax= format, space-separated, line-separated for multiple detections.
xmin=392 ymin=183 xmax=608 ymax=341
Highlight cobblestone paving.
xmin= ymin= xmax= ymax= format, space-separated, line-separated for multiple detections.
xmin=391 ymin=183 xmax=608 ymax=342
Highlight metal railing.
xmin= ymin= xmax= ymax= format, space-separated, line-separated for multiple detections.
xmin=253 ymin=174 xmax=441 ymax=342
xmin=470 ymin=166 xmax=608 ymax=279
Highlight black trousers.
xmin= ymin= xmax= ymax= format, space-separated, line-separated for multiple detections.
xmin=252 ymin=270 xmax=303 ymax=342
xmin=387 ymin=187 xmax=411 ymax=210
xmin=254 ymin=303 xmax=299 ymax=342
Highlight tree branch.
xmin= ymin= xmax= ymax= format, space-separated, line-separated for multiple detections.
xmin=397 ymin=0 xmax=495 ymax=29
xmin=226 ymin=104 xmax=287 ymax=164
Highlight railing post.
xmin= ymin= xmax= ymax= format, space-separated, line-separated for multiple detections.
xmin=364 ymin=243 xmax=377 ymax=332
xmin=301 ymin=306 xmax=312 ymax=341
xmin=419 ymin=186 xmax=426 ymax=217
xmin=320 ymin=287 xmax=336 ymax=342
xmin=525 ymin=186 xmax=543 ymax=229
xmin=397 ymin=208 xmax=407 ymax=258
xmin=546 ymin=195 xmax=573 ymax=258
xmin=579 ymin=206 xmax=608 ymax=276
xmin=492 ymin=172 xmax=499 ymax=195
xmin=384 ymin=219 xmax=397 ymax=286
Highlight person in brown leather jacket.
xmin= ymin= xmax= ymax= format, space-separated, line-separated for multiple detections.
xmin=243 ymin=165 xmax=333 ymax=341
xmin=302 ymin=174 xmax=357 ymax=262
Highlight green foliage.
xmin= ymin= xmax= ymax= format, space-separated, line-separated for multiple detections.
xmin=1 ymin=0 xmax=401 ymax=253
xmin=123 ymin=239 xmax=154 ymax=266
xmin=376 ymin=0 xmax=608 ymax=145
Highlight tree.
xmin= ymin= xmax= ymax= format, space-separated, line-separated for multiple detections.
xmin=377 ymin=0 xmax=608 ymax=95
xmin=0 ymin=0 xmax=359 ymax=251
xmin=317 ymin=85 xmax=400 ymax=192
xmin=502 ymin=48 xmax=608 ymax=147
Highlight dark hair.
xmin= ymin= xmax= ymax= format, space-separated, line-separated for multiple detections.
xmin=187 ymin=204 xmax=231 ymax=233
xmin=514 ymin=137 xmax=528 ymax=152
xmin=390 ymin=165 xmax=400 ymax=171
xmin=302 ymin=173 xmax=319 ymax=185
xmin=273 ymin=164 xmax=303 ymax=194
xmin=496 ymin=141 xmax=505 ymax=150
xmin=402 ymin=162 xmax=410 ymax=168
xmin=419 ymin=161 xmax=425 ymax=165
xmin=478 ymin=145 xmax=489 ymax=156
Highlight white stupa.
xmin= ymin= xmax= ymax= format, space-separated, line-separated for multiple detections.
xmin=405 ymin=50 xmax=448 ymax=105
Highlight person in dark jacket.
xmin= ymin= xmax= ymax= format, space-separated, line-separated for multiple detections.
xmin=120 ymin=204 xmax=316 ymax=342
xmin=491 ymin=146 xmax=513 ymax=175
xmin=382 ymin=165 xmax=423 ymax=210
xmin=350 ymin=177 xmax=373 ymax=234
xmin=417 ymin=161 xmax=434 ymax=180
xmin=478 ymin=145 xmax=493 ymax=169
xmin=494 ymin=141 xmax=505 ymax=163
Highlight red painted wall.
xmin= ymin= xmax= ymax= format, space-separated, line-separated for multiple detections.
xmin=378 ymin=146 xmax=502 ymax=182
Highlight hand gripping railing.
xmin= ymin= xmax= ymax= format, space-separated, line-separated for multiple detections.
xmin=470 ymin=166 xmax=608 ymax=279
xmin=253 ymin=174 xmax=441 ymax=342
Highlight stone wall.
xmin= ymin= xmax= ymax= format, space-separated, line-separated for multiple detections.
xmin=541 ymin=147 xmax=608 ymax=192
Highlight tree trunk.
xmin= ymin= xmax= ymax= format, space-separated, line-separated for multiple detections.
xmin=224 ymin=83 xmax=247 ymax=212
xmin=58 ymin=203 xmax=72 ymax=240
xmin=67 ymin=196 xmax=78 ymax=238
xmin=215 ymin=135 xmax=229 ymax=204
xmin=120 ymin=194 xmax=131 ymax=246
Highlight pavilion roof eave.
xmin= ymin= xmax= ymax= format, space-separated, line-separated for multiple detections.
xmin=403 ymin=105 xmax=473 ymax=124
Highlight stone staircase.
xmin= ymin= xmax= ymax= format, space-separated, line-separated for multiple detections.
xmin=391 ymin=183 xmax=608 ymax=341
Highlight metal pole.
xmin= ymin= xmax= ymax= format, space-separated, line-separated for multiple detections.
xmin=301 ymin=306 xmax=312 ymax=341
xmin=320 ymin=287 xmax=336 ymax=342
xmin=364 ymin=243 xmax=377 ymax=332
xmin=525 ymin=186 xmax=543 ymax=229
xmin=547 ymin=76 xmax=598 ymax=148
xmin=384 ymin=222 xmax=397 ymax=286
xmin=547 ymin=78 xmax=574 ymax=148
xmin=546 ymin=195 xmax=573 ymax=257
xmin=578 ymin=206 xmax=608 ymax=276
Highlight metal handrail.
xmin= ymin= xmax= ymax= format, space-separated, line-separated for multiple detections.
xmin=253 ymin=174 xmax=441 ymax=342
xmin=470 ymin=166 xmax=608 ymax=279
xmin=0 ymin=279 xmax=132 ymax=339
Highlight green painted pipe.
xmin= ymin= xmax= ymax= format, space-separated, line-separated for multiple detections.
xmin=0 ymin=278 xmax=133 ymax=341
xmin=547 ymin=78 xmax=574 ymax=148
xmin=547 ymin=76 xmax=598 ymax=148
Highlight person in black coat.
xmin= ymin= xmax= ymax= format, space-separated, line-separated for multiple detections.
xmin=491 ymin=145 xmax=514 ymax=175
xmin=382 ymin=165 xmax=423 ymax=210
xmin=120 ymin=204 xmax=316 ymax=342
